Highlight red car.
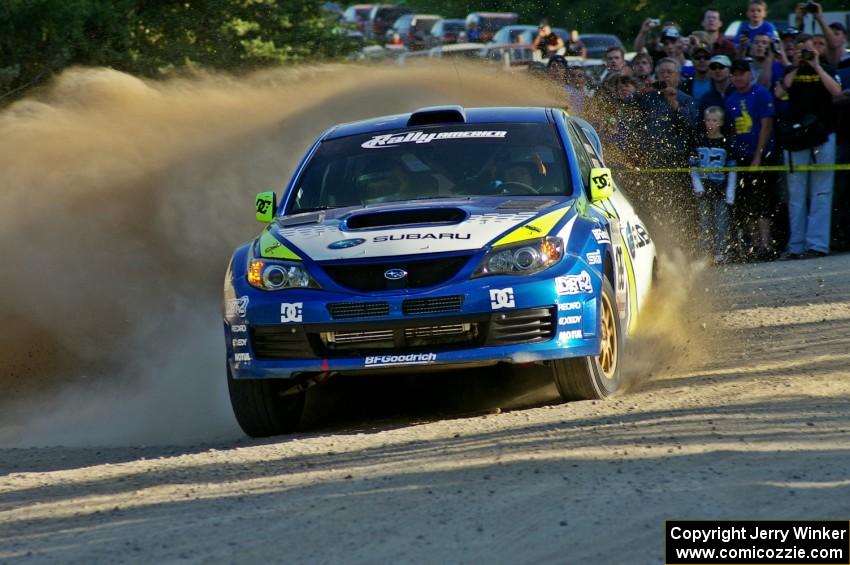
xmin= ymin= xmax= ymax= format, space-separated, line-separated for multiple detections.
xmin=343 ymin=4 xmax=373 ymax=33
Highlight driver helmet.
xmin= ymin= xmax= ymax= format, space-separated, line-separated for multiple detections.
xmin=356 ymin=161 xmax=409 ymax=203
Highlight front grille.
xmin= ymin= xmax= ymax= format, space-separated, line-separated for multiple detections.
xmin=251 ymin=325 xmax=314 ymax=359
xmin=486 ymin=307 xmax=556 ymax=345
xmin=325 ymin=329 xmax=395 ymax=345
xmin=328 ymin=301 xmax=390 ymax=319
xmin=316 ymin=320 xmax=484 ymax=354
xmin=402 ymin=295 xmax=464 ymax=315
xmin=321 ymin=255 xmax=471 ymax=292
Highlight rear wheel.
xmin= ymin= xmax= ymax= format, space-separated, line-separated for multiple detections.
xmin=552 ymin=278 xmax=621 ymax=400
xmin=227 ymin=366 xmax=305 ymax=437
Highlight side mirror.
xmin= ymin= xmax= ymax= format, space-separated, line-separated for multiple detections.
xmin=588 ymin=167 xmax=614 ymax=202
xmin=255 ymin=191 xmax=277 ymax=223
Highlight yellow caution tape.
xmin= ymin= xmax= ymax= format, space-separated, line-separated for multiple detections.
xmin=624 ymin=164 xmax=850 ymax=174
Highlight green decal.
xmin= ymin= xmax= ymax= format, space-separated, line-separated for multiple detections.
xmin=259 ymin=230 xmax=300 ymax=260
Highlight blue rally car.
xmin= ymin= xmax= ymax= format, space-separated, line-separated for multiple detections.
xmin=224 ymin=106 xmax=656 ymax=437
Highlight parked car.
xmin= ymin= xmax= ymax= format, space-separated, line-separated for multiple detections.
xmin=429 ymin=18 xmax=467 ymax=47
xmin=428 ymin=43 xmax=485 ymax=59
xmin=343 ymin=4 xmax=373 ymax=33
xmin=579 ymin=34 xmax=624 ymax=59
xmin=490 ymin=25 xmax=537 ymax=45
xmin=365 ymin=4 xmax=413 ymax=39
xmin=464 ymin=12 xmax=519 ymax=43
xmin=386 ymin=13 xmax=442 ymax=50
xmin=481 ymin=44 xmax=535 ymax=70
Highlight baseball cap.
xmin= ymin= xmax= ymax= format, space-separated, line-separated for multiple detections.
xmin=692 ymin=43 xmax=712 ymax=56
xmin=829 ymin=22 xmax=847 ymax=33
xmin=661 ymin=27 xmax=681 ymax=41
xmin=780 ymin=26 xmax=800 ymax=39
xmin=730 ymin=58 xmax=751 ymax=73
xmin=709 ymin=54 xmax=731 ymax=67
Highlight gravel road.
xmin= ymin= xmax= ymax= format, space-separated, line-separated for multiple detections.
xmin=2 ymin=253 xmax=849 ymax=564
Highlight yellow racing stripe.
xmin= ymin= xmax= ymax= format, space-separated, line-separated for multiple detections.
xmin=493 ymin=207 xmax=570 ymax=247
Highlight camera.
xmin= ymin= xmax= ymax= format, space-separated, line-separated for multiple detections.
xmin=653 ymin=80 xmax=668 ymax=90
xmin=800 ymin=48 xmax=814 ymax=61
xmin=771 ymin=41 xmax=781 ymax=55
xmin=648 ymin=18 xmax=660 ymax=27
xmin=804 ymin=0 xmax=818 ymax=13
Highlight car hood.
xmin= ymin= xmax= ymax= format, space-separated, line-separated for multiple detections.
xmin=268 ymin=197 xmax=573 ymax=261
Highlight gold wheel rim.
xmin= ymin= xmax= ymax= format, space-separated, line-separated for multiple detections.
xmin=599 ymin=292 xmax=618 ymax=379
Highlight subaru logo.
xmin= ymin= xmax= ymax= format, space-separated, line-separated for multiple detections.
xmin=327 ymin=238 xmax=366 ymax=250
xmin=384 ymin=268 xmax=408 ymax=281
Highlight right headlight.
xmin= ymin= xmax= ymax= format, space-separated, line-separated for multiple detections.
xmin=473 ymin=237 xmax=564 ymax=277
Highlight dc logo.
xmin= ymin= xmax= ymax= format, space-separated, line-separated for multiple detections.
xmin=280 ymin=302 xmax=303 ymax=323
xmin=489 ymin=287 xmax=515 ymax=310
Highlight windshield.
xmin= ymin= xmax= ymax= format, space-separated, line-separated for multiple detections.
xmin=287 ymin=123 xmax=572 ymax=214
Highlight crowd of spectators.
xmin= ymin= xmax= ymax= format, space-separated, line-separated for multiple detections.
xmin=542 ymin=1 xmax=850 ymax=263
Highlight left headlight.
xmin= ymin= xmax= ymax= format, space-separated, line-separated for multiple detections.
xmin=473 ymin=237 xmax=564 ymax=277
xmin=247 ymin=259 xmax=321 ymax=291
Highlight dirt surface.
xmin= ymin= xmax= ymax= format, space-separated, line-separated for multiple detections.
xmin=2 ymin=253 xmax=849 ymax=563
xmin=1 ymin=64 xmax=849 ymax=563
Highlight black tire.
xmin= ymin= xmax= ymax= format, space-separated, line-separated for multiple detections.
xmin=552 ymin=277 xmax=622 ymax=401
xmin=227 ymin=365 xmax=305 ymax=437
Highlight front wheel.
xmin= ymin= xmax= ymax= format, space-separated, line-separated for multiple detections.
xmin=552 ymin=278 xmax=622 ymax=400
xmin=227 ymin=366 xmax=306 ymax=437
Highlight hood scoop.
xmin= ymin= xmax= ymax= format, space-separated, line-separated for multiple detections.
xmin=496 ymin=199 xmax=557 ymax=212
xmin=278 ymin=211 xmax=325 ymax=227
xmin=345 ymin=207 xmax=467 ymax=230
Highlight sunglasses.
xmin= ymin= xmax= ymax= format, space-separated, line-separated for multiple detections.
xmin=709 ymin=64 xmax=727 ymax=70
xmin=693 ymin=55 xmax=710 ymax=61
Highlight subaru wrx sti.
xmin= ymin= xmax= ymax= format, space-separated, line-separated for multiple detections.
xmin=223 ymin=106 xmax=655 ymax=437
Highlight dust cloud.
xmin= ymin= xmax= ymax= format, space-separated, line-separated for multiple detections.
xmin=621 ymin=250 xmax=717 ymax=391
xmin=0 ymin=61 xmax=710 ymax=446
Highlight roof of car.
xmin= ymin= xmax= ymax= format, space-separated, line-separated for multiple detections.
xmin=324 ymin=107 xmax=551 ymax=140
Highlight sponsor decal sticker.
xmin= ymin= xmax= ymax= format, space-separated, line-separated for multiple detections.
xmin=280 ymin=302 xmax=303 ymax=323
xmin=559 ymin=330 xmax=583 ymax=340
xmin=615 ymin=245 xmax=626 ymax=292
xmin=234 ymin=352 xmax=252 ymax=362
xmin=231 ymin=324 xmax=247 ymax=333
xmin=362 ymin=130 xmax=507 ymax=149
xmin=328 ymin=238 xmax=366 ymax=250
xmin=558 ymin=301 xmax=582 ymax=311
xmin=558 ymin=316 xmax=581 ymax=325
xmin=365 ymin=353 xmax=437 ymax=367
xmin=586 ymin=249 xmax=602 ymax=265
xmin=373 ymin=233 xmax=471 ymax=242
xmin=489 ymin=287 xmax=515 ymax=310
xmin=226 ymin=297 xmax=249 ymax=318
xmin=591 ymin=228 xmax=610 ymax=244
xmin=556 ymin=271 xmax=593 ymax=295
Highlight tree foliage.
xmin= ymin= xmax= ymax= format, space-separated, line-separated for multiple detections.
xmin=0 ymin=0 xmax=354 ymax=102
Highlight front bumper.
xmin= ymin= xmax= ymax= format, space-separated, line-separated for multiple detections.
xmin=224 ymin=258 xmax=603 ymax=380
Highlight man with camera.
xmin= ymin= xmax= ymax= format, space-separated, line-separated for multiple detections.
xmin=793 ymin=2 xmax=847 ymax=67
xmin=775 ymin=33 xmax=843 ymax=259
xmin=636 ymin=58 xmax=699 ymax=243
xmin=532 ymin=20 xmax=565 ymax=59
xmin=748 ymin=33 xmax=789 ymax=89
